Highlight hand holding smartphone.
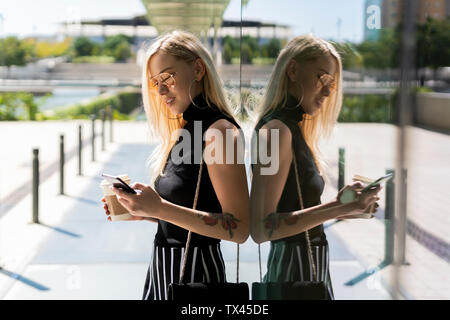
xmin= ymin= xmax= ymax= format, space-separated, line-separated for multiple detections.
xmin=338 ymin=173 xmax=393 ymax=219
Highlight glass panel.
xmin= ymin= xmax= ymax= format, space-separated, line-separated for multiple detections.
xmin=394 ymin=0 xmax=450 ymax=300
xmin=244 ymin=0 xmax=403 ymax=300
xmin=0 ymin=0 xmax=243 ymax=299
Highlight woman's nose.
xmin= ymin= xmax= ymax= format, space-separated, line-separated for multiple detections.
xmin=321 ymin=85 xmax=331 ymax=97
xmin=158 ymin=84 xmax=169 ymax=95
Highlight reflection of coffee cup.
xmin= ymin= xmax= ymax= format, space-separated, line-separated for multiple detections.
xmin=100 ymin=175 xmax=133 ymax=221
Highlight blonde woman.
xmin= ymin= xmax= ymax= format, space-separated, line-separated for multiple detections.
xmin=250 ymin=34 xmax=381 ymax=299
xmin=102 ymin=31 xmax=249 ymax=300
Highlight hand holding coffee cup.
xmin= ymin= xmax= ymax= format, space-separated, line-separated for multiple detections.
xmin=101 ymin=197 xmax=146 ymax=222
xmin=100 ymin=174 xmax=142 ymax=221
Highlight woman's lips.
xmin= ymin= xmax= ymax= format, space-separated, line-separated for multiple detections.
xmin=166 ymin=97 xmax=175 ymax=105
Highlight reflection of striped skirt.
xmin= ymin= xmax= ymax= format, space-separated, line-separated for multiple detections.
xmin=263 ymin=241 xmax=334 ymax=300
xmin=142 ymin=243 xmax=227 ymax=300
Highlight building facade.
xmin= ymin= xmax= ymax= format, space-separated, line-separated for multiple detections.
xmin=381 ymin=0 xmax=449 ymax=30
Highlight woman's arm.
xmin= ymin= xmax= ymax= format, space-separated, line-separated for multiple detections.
xmin=112 ymin=119 xmax=250 ymax=244
xmin=250 ymin=120 xmax=380 ymax=244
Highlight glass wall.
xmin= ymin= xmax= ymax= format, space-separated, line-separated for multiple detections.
xmin=0 ymin=0 xmax=449 ymax=301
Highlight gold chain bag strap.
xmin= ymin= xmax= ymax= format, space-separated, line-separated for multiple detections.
xmin=179 ymin=156 xmax=204 ymax=283
xmin=291 ymin=147 xmax=317 ymax=280
xmin=251 ymin=146 xmax=328 ymax=300
xmin=173 ymin=157 xmax=246 ymax=300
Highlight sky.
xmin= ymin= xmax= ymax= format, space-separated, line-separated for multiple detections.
xmin=0 ymin=0 xmax=365 ymax=43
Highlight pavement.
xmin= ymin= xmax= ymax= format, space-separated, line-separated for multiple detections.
xmin=3 ymin=120 xmax=446 ymax=299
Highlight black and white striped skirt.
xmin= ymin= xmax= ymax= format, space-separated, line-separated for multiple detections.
xmin=142 ymin=243 xmax=227 ymax=300
xmin=263 ymin=240 xmax=334 ymax=300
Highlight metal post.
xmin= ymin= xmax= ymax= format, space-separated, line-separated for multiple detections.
xmin=384 ymin=169 xmax=395 ymax=264
xmin=107 ymin=106 xmax=113 ymax=143
xmin=90 ymin=114 xmax=96 ymax=162
xmin=101 ymin=109 xmax=106 ymax=151
xmin=400 ymin=168 xmax=408 ymax=265
xmin=32 ymin=148 xmax=39 ymax=224
xmin=59 ymin=134 xmax=65 ymax=195
xmin=338 ymin=147 xmax=345 ymax=191
xmin=392 ymin=0 xmax=418 ymax=300
xmin=78 ymin=124 xmax=82 ymax=176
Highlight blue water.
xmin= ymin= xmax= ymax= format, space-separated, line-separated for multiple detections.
xmin=39 ymin=88 xmax=101 ymax=111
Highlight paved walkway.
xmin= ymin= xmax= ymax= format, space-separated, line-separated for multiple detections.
xmin=320 ymin=123 xmax=450 ymax=299
xmin=6 ymin=120 xmax=450 ymax=299
xmin=0 ymin=121 xmax=392 ymax=299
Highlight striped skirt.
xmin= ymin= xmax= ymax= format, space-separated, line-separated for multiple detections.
xmin=263 ymin=240 xmax=334 ymax=300
xmin=142 ymin=243 xmax=227 ymax=300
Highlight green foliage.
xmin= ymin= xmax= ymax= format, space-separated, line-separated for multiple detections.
xmin=0 ymin=92 xmax=49 ymax=120
xmin=356 ymin=28 xmax=399 ymax=69
xmin=352 ymin=17 xmax=450 ymax=70
xmin=338 ymin=94 xmax=393 ymax=123
xmin=0 ymin=37 xmax=29 ymax=67
xmin=416 ymin=17 xmax=450 ymax=70
xmin=241 ymin=35 xmax=259 ymax=64
xmin=116 ymin=91 xmax=141 ymax=114
xmin=72 ymin=36 xmax=95 ymax=57
xmin=30 ymin=38 xmax=72 ymax=58
xmin=222 ymin=36 xmax=282 ymax=64
xmin=48 ymin=90 xmax=140 ymax=120
xmin=262 ymin=38 xmax=282 ymax=59
xmin=223 ymin=35 xmax=240 ymax=64
xmin=70 ymin=34 xmax=132 ymax=62
xmin=102 ymin=34 xmax=133 ymax=62
xmin=72 ymin=56 xmax=115 ymax=63
xmin=113 ymin=41 xmax=132 ymax=62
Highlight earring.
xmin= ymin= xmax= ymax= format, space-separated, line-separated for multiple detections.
xmin=189 ymin=79 xmax=207 ymax=109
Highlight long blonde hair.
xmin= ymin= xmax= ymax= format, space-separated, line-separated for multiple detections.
xmin=257 ymin=34 xmax=343 ymax=175
xmin=142 ymin=30 xmax=234 ymax=182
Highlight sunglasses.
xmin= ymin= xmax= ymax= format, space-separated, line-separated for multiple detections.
xmin=316 ymin=73 xmax=336 ymax=92
xmin=149 ymin=72 xmax=177 ymax=89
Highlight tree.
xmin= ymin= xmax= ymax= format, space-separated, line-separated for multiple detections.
xmin=72 ymin=36 xmax=94 ymax=57
xmin=102 ymin=34 xmax=133 ymax=61
xmin=29 ymin=38 xmax=72 ymax=58
xmin=113 ymin=41 xmax=132 ymax=62
xmin=356 ymin=28 xmax=399 ymax=69
xmin=0 ymin=37 xmax=32 ymax=78
xmin=0 ymin=37 xmax=28 ymax=67
xmin=222 ymin=35 xmax=239 ymax=64
xmin=263 ymin=38 xmax=282 ymax=59
xmin=416 ymin=17 xmax=450 ymax=73
xmin=241 ymin=35 xmax=259 ymax=64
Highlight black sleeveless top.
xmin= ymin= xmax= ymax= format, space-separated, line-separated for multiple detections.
xmin=254 ymin=94 xmax=327 ymax=245
xmin=154 ymin=94 xmax=241 ymax=247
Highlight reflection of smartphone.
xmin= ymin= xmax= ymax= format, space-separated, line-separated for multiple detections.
xmin=101 ymin=173 xmax=136 ymax=194
xmin=361 ymin=173 xmax=394 ymax=193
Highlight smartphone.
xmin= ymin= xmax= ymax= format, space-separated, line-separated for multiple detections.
xmin=340 ymin=172 xmax=394 ymax=204
xmin=101 ymin=173 xmax=137 ymax=194
xmin=360 ymin=173 xmax=393 ymax=193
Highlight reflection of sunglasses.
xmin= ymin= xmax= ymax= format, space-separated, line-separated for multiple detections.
xmin=316 ymin=73 xmax=336 ymax=92
xmin=149 ymin=72 xmax=177 ymax=89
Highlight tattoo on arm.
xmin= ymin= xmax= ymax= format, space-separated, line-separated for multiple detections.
xmin=264 ymin=212 xmax=299 ymax=237
xmin=200 ymin=213 xmax=240 ymax=238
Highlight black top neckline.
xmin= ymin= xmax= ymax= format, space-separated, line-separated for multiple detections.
xmin=182 ymin=94 xmax=221 ymax=122
xmin=265 ymin=94 xmax=306 ymax=124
